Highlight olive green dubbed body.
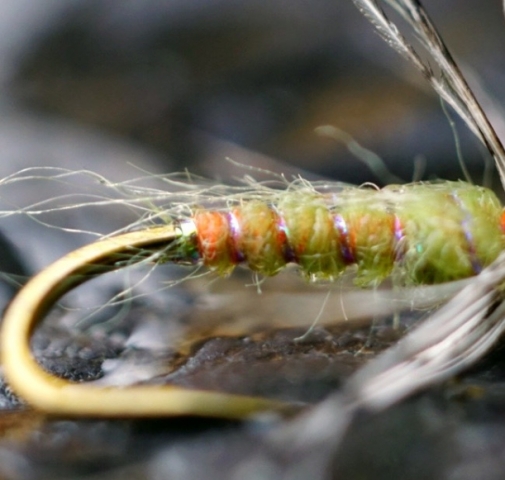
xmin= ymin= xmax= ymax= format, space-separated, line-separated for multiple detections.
xmin=193 ymin=181 xmax=505 ymax=286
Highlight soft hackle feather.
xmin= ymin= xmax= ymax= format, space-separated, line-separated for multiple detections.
xmin=352 ymin=0 xmax=505 ymax=189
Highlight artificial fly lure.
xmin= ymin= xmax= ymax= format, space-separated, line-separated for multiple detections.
xmin=3 ymin=0 xmax=505 ymax=419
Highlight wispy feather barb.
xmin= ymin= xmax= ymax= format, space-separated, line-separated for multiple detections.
xmin=352 ymin=0 xmax=505 ymax=189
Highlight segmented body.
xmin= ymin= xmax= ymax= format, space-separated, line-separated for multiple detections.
xmin=186 ymin=181 xmax=505 ymax=286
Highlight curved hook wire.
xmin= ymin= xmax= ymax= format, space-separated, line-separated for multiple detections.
xmin=0 ymin=225 xmax=296 ymax=418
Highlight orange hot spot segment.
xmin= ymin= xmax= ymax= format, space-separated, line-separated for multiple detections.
xmin=193 ymin=210 xmax=234 ymax=275
xmin=193 ymin=203 xmax=290 ymax=276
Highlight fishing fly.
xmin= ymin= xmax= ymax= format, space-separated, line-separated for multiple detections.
xmin=2 ymin=0 xmax=505 ymax=419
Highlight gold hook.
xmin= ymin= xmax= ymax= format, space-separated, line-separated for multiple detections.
xmin=1 ymin=226 xmax=295 ymax=418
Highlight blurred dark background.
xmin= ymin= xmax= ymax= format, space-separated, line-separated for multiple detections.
xmin=1 ymin=2 xmax=505 ymax=479
xmin=0 ymin=0 xmax=503 ymax=279
xmin=5 ymin=0 xmax=505 ymax=186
